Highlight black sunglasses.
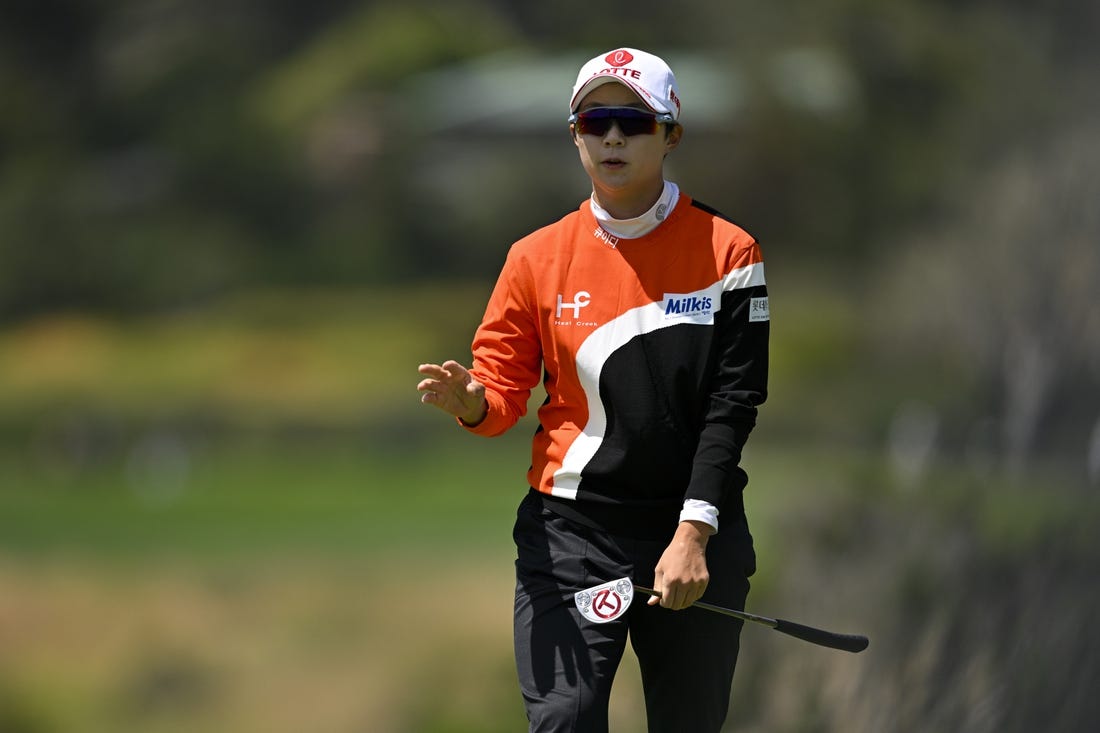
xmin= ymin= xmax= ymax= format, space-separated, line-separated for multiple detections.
xmin=568 ymin=107 xmax=675 ymax=137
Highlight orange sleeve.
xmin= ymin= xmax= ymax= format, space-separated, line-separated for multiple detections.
xmin=462 ymin=245 xmax=543 ymax=437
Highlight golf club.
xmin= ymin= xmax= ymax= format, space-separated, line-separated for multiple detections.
xmin=575 ymin=578 xmax=869 ymax=653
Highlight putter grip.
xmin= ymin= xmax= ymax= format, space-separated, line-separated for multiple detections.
xmin=774 ymin=618 xmax=870 ymax=653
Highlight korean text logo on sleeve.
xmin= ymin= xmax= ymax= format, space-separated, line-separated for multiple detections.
xmin=749 ymin=297 xmax=770 ymax=322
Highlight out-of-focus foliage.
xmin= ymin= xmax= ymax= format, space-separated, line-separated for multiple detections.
xmin=4 ymin=1 xmax=1097 ymax=476
xmin=2 ymin=0 xmax=1094 ymax=310
xmin=872 ymin=131 xmax=1100 ymax=473
xmin=0 ymin=0 xmax=519 ymax=315
xmin=2 ymin=1 xmax=1099 ymax=731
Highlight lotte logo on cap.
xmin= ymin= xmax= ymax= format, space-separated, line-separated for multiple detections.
xmin=605 ymin=50 xmax=634 ymax=66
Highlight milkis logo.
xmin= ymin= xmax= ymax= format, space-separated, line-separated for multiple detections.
xmin=665 ymin=295 xmax=713 ymax=316
xmin=605 ymin=50 xmax=634 ymax=66
xmin=663 ymin=289 xmax=717 ymax=324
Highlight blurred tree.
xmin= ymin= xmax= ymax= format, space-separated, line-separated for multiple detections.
xmin=0 ymin=0 xmax=522 ymax=317
xmin=0 ymin=0 xmax=1095 ymax=342
xmin=872 ymin=128 xmax=1100 ymax=475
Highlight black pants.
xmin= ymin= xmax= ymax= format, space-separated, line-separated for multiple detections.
xmin=513 ymin=492 xmax=755 ymax=733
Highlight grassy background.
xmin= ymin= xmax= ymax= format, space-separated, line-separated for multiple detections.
xmin=1 ymin=284 xmax=1097 ymax=732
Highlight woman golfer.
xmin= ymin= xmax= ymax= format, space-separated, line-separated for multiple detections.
xmin=417 ymin=47 xmax=769 ymax=732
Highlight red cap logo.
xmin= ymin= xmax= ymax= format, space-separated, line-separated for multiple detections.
xmin=605 ymin=50 xmax=634 ymax=67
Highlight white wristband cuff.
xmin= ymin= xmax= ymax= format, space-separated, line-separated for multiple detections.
xmin=679 ymin=499 xmax=719 ymax=533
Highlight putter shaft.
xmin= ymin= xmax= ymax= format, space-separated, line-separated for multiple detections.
xmin=632 ymin=584 xmax=869 ymax=653
xmin=633 ymin=585 xmax=778 ymax=627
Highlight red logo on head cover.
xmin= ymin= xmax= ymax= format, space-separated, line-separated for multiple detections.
xmin=592 ymin=589 xmax=623 ymax=619
xmin=605 ymin=50 xmax=634 ymax=67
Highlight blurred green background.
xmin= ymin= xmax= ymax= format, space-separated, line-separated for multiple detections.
xmin=1 ymin=1 xmax=1099 ymax=731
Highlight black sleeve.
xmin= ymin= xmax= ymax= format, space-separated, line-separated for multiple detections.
xmin=684 ymin=283 xmax=769 ymax=514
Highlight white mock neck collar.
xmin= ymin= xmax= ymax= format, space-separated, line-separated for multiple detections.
xmin=590 ymin=180 xmax=680 ymax=240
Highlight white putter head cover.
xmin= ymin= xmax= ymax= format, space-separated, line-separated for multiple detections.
xmin=574 ymin=578 xmax=635 ymax=623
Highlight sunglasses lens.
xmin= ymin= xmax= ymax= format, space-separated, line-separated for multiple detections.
xmin=576 ymin=117 xmax=612 ymax=136
xmin=574 ymin=108 xmax=661 ymax=136
xmin=618 ymin=117 xmax=658 ymax=136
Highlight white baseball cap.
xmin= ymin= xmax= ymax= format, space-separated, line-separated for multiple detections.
xmin=569 ymin=48 xmax=681 ymax=120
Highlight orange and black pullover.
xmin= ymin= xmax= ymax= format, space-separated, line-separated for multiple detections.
xmin=465 ymin=195 xmax=768 ymax=539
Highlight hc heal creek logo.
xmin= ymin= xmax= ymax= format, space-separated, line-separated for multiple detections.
xmin=555 ymin=290 xmax=597 ymax=327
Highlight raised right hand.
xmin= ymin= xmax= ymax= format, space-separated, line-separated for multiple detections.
xmin=416 ymin=360 xmax=488 ymax=426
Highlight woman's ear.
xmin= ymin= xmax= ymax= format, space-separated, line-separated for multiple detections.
xmin=665 ymin=123 xmax=683 ymax=152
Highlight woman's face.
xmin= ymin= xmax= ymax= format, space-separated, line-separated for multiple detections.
xmin=571 ymin=82 xmax=681 ymax=217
